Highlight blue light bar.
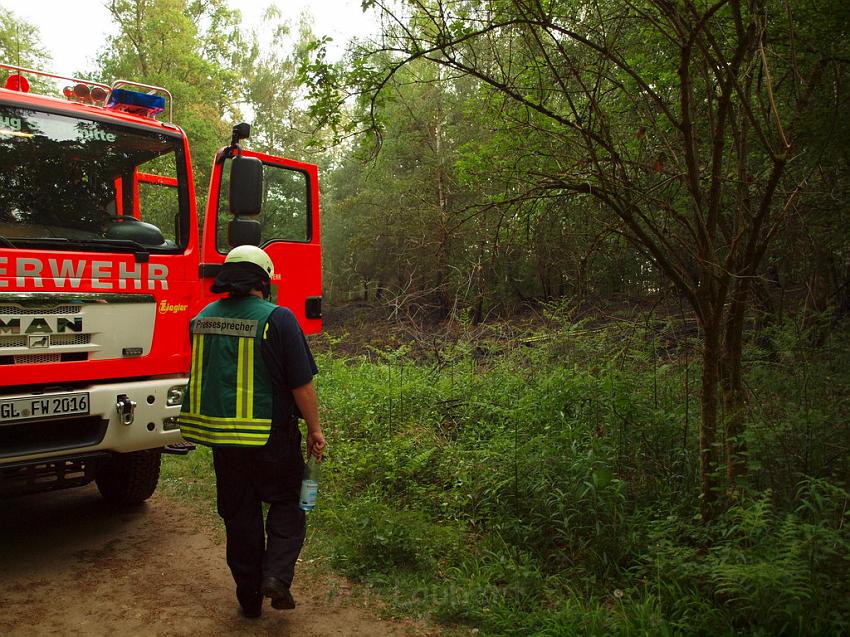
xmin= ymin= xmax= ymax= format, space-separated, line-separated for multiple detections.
xmin=107 ymin=88 xmax=165 ymax=117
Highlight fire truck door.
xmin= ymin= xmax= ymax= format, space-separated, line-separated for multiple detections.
xmin=201 ymin=151 xmax=322 ymax=335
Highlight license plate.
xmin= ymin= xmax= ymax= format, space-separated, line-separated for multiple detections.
xmin=0 ymin=392 xmax=90 ymax=423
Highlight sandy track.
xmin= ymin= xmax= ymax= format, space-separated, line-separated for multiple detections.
xmin=0 ymin=486 xmax=435 ymax=637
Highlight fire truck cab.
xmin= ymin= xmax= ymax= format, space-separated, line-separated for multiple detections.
xmin=0 ymin=65 xmax=322 ymax=503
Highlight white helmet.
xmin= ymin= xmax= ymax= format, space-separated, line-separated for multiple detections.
xmin=224 ymin=245 xmax=274 ymax=279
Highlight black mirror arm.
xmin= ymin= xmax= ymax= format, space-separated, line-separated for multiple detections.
xmin=218 ymin=123 xmax=253 ymax=162
xmin=228 ymin=122 xmax=251 ymax=154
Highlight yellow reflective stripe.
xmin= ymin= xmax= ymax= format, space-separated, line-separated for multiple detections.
xmin=180 ymin=411 xmax=271 ymax=424
xmin=193 ymin=334 xmax=201 ymax=410
xmin=188 ymin=334 xmax=196 ymax=410
xmin=190 ymin=333 xmax=204 ymax=412
xmin=235 ymin=337 xmax=245 ymax=419
xmin=243 ymin=337 xmax=252 ymax=418
xmin=180 ymin=426 xmax=268 ymax=439
xmin=234 ymin=336 xmax=252 ymax=419
xmin=180 ymin=426 xmax=268 ymax=446
xmin=179 ymin=413 xmax=271 ymax=430
xmin=197 ymin=334 xmax=205 ymax=409
xmin=246 ymin=337 xmax=255 ymax=420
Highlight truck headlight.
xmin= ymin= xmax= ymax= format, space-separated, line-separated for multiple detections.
xmin=166 ymin=384 xmax=187 ymax=406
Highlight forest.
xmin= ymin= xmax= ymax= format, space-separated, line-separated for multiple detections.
xmin=2 ymin=1 xmax=849 ymax=634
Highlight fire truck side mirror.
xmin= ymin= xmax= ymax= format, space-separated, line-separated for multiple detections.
xmin=229 ymin=155 xmax=264 ymax=215
xmin=228 ymin=217 xmax=262 ymax=247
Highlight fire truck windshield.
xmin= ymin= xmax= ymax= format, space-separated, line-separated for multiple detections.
xmin=0 ymin=104 xmax=188 ymax=252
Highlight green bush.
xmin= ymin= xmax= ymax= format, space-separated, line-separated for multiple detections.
xmin=327 ymin=498 xmax=462 ymax=578
xmin=304 ymin=321 xmax=850 ymax=635
xmin=637 ymin=480 xmax=850 ymax=635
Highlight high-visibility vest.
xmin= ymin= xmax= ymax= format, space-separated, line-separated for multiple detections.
xmin=178 ymin=296 xmax=277 ymax=447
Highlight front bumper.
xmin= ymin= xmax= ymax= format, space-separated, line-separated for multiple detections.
xmin=0 ymin=377 xmax=188 ymax=466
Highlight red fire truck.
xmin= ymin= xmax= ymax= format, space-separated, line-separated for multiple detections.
xmin=0 ymin=64 xmax=322 ymax=503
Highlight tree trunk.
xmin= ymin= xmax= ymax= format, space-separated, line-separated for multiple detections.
xmin=700 ymin=321 xmax=722 ymax=521
xmin=473 ymin=240 xmax=486 ymax=325
xmin=722 ymin=280 xmax=751 ymax=494
xmin=431 ymin=78 xmax=451 ymax=319
xmin=473 ymin=296 xmax=484 ymax=325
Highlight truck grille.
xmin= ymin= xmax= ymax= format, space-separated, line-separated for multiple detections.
xmin=45 ymin=334 xmax=91 ymax=346
xmin=13 ymin=354 xmax=62 ymax=364
xmin=0 ymin=305 xmax=82 ymax=315
xmin=0 ymin=353 xmax=89 ymax=365
xmin=0 ymin=334 xmax=91 ymax=348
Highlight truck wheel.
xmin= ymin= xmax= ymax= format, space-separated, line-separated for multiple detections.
xmin=95 ymin=450 xmax=161 ymax=505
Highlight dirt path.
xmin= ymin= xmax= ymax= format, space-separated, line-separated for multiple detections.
xmin=0 ymin=486 xmax=437 ymax=637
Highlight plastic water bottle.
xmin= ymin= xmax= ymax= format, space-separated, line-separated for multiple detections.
xmin=299 ymin=455 xmax=320 ymax=511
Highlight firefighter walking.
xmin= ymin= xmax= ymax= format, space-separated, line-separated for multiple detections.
xmin=178 ymin=245 xmax=325 ymax=618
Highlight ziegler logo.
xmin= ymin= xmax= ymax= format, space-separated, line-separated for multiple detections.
xmin=0 ymin=316 xmax=82 ymax=335
xmin=158 ymin=300 xmax=188 ymax=314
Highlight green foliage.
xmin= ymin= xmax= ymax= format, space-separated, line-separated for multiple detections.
xmin=0 ymin=6 xmax=49 ymax=69
xmin=237 ymin=10 xmax=331 ymax=162
xmin=745 ymin=316 xmax=850 ymax=497
xmin=312 ymin=0 xmax=850 ymax=326
xmin=311 ymin=0 xmax=850 ymax=529
xmin=307 ymin=321 xmax=850 ymax=635
xmin=640 ymin=481 xmax=850 ymax=635
xmin=327 ymin=499 xmax=462 ymax=578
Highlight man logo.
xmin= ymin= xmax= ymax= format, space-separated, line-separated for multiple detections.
xmin=29 ymin=335 xmax=50 ymax=349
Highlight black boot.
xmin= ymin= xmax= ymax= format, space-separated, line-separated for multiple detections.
xmin=260 ymin=576 xmax=296 ymax=610
xmin=237 ymin=588 xmax=263 ymax=618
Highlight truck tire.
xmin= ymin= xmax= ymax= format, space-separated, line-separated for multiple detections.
xmin=95 ymin=450 xmax=161 ymax=505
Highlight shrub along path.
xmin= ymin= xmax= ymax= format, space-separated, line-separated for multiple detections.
xmin=0 ymin=485 xmax=439 ymax=637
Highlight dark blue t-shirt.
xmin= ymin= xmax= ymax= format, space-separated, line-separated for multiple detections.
xmin=261 ymin=306 xmax=318 ymax=418
xmin=259 ymin=306 xmax=318 ymax=456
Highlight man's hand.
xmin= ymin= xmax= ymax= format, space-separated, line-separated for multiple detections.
xmin=307 ymin=430 xmax=326 ymax=462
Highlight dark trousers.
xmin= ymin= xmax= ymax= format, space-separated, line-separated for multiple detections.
xmin=212 ymin=439 xmax=305 ymax=594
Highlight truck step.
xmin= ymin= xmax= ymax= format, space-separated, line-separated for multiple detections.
xmin=162 ymin=441 xmax=196 ymax=455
